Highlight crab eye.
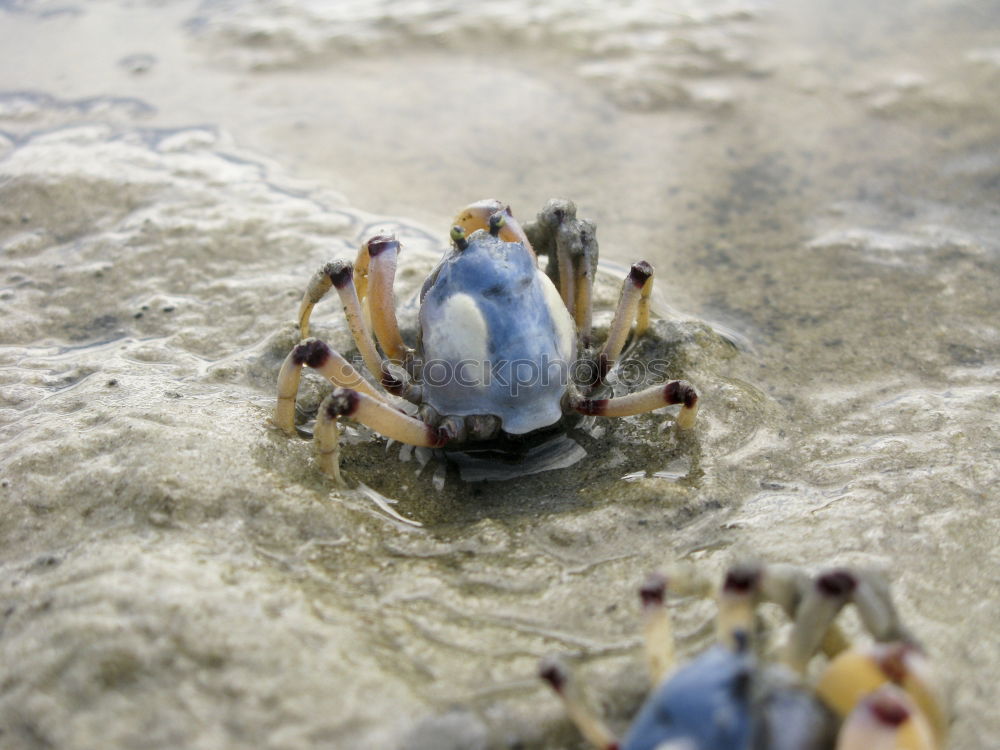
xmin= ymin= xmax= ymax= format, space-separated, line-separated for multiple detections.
xmin=450 ymin=225 xmax=468 ymax=251
xmin=488 ymin=211 xmax=506 ymax=236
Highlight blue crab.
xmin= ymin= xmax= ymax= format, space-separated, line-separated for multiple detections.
xmin=274 ymin=199 xmax=698 ymax=483
xmin=540 ymin=563 xmax=948 ymax=750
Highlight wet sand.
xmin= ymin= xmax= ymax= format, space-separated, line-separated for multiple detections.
xmin=1 ymin=1 xmax=998 ymax=748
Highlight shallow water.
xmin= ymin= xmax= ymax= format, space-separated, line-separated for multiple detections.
xmin=1 ymin=1 xmax=998 ymax=748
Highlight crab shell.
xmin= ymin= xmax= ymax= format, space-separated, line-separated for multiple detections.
xmin=417 ymin=229 xmax=577 ymax=435
xmin=622 ymin=645 xmax=837 ymax=750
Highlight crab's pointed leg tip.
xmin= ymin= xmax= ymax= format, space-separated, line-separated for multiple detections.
xmin=816 ymin=569 xmax=858 ymax=599
xmin=639 ymin=572 xmax=668 ymax=607
xmin=538 ymin=657 xmax=567 ymax=693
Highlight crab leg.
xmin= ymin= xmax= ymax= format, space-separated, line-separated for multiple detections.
xmin=364 ymin=235 xmax=413 ymax=364
xmin=597 ymin=262 xmax=654 ymax=381
xmin=313 ymin=396 xmax=346 ymax=486
xmin=314 ymin=387 xmax=450 ymax=483
xmin=353 ymin=239 xmax=372 ymax=309
xmin=573 ymin=251 xmax=594 ymax=347
xmin=716 ymin=564 xmax=764 ymax=651
xmin=778 ymin=567 xmax=948 ymax=744
xmin=786 ymin=568 xmax=917 ymax=674
xmin=639 ymin=573 xmax=676 ymax=686
xmin=538 ymin=658 xmax=619 ymax=750
xmin=703 ymin=562 xmax=853 ymax=654
xmin=297 ymin=261 xmax=378 ymax=369
xmin=556 ymin=219 xmax=599 ymax=336
xmin=297 ymin=262 xmax=338 ymax=340
xmin=755 ymin=563 xmax=810 ymax=616
xmin=301 ymin=259 xmax=417 ymax=398
xmin=784 ymin=568 xmax=912 ymax=674
xmin=811 ymin=570 xmax=946 ymax=744
xmin=566 ymin=217 xmax=599 ymax=343
xmin=556 ymin=240 xmax=576 ymax=312
xmin=575 ymin=379 xmax=699 ymax=429
xmin=638 ymin=565 xmax=717 ymax=685
xmin=756 ymin=564 xmax=851 ymax=657
xmin=851 ymin=570 xmax=914 ymax=644
xmin=297 ymin=273 xmax=324 ymax=340
xmin=274 ymin=339 xmax=388 ymax=434
xmin=783 ymin=569 xmax=861 ymax=674
xmin=634 ymin=269 xmax=654 ymax=338
xmin=523 ymin=200 xmax=601 ymax=327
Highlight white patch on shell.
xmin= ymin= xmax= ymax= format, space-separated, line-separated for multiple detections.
xmin=538 ymin=272 xmax=576 ymax=362
xmin=421 ymin=292 xmax=488 ymax=387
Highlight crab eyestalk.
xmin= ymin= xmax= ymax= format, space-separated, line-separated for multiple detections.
xmin=450 ymin=225 xmax=469 ymax=251
xmin=488 ymin=210 xmax=506 ymax=237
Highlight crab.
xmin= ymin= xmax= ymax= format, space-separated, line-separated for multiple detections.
xmin=273 ymin=199 xmax=699 ymax=483
xmin=540 ymin=563 xmax=948 ymax=750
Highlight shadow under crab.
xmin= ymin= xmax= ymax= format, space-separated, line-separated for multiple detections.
xmin=273 ymin=199 xmax=700 ymax=494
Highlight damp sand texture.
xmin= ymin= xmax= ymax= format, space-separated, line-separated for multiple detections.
xmin=1 ymin=2 xmax=999 ymax=749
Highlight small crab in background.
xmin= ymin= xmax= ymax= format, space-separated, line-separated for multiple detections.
xmin=274 ymin=199 xmax=698 ymax=483
xmin=540 ymin=563 xmax=948 ymax=750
